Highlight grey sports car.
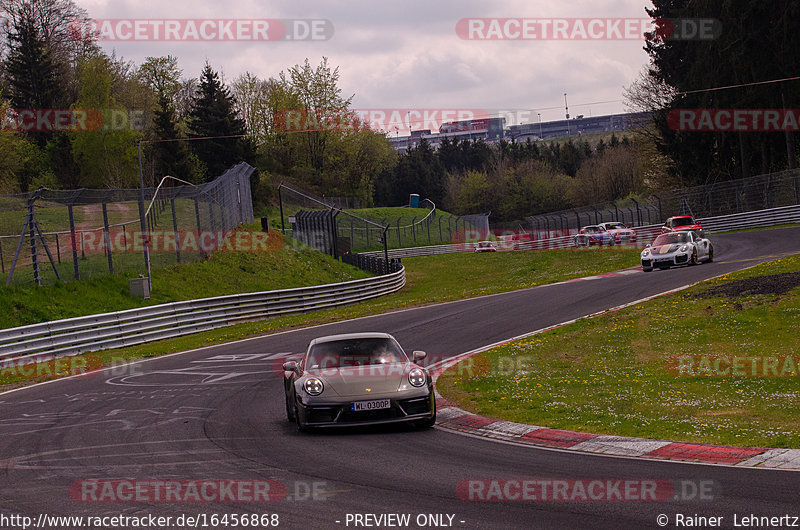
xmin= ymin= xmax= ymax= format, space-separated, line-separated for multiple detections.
xmin=282 ymin=333 xmax=436 ymax=431
xmin=641 ymin=230 xmax=714 ymax=272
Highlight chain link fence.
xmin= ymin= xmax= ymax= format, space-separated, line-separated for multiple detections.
xmin=277 ymin=183 xmax=490 ymax=255
xmin=0 ymin=163 xmax=255 ymax=286
xmin=524 ymin=169 xmax=800 ymax=238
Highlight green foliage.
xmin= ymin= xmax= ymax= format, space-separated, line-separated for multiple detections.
xmin=642 ymin=0 xmax=800 ymax=184
xmin=0 ymin=232 xmax=370 ymax=329
xmin=68 ymin=56 xmax=139 ymax=188
xmin=4 ymin=8 xmax=66 ymax=112
xmin=439 ymin=254 xmax=800 ymax=447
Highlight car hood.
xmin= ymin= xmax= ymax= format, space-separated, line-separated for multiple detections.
xmin=647 ymin=244 xmax=683 ymax=255
xmin=308 ymin=363 xmax=416 ymax=397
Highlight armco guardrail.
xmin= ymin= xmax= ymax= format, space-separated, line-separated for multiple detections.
xmin=0 ymin=267 xmax=405 ymax=366
xmin=365 ymin=204 xmax=800 ymax=258
xmin=699 ymin=204 xmax=800 ymax=233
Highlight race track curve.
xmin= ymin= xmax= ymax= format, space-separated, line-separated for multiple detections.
xmin=2 ymin=226 xmax=800 ymax=530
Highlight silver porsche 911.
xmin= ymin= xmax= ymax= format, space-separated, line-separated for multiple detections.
xmin=641 ymin=230 xmax=714 ymax=272
xmin=282 ymin=332 xmax=436 ymax=431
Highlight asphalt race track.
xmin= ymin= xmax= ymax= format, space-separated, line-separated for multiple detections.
xmin=2 ymin=227 xmax=800 ymax=530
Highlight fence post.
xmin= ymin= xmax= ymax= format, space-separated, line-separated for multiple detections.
xmin=426 ymin=216 xmax=431 ymax=244
xmin=630 ymin=198 xmax=641 ymax=226
xmin=102 ymin=202 xmax=113 ymax=273
xmin=55 ymin=233 xmax=60 ymax=263
xmin=411 ymin=216 xmax=416 ymax=243
xmin=27 ymin=200 xmax=40 ymax=286
xmin=397 ymin=218 xmax=401 ymax=247
xmin=438 ymin=216 xmax=443 ymax=243
xmin=0 ymin=238 xmax=3 ymax=273
xmin=382 ymin=227 xmax=389 ymax=264
xmin=171 ymin=199 xmax=181 ymax=263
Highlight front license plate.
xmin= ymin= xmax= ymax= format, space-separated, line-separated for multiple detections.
xmin=351 ymin=399 xmax=391 ymax=411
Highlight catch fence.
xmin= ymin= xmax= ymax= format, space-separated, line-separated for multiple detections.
xmin=525 ymin=169 xmax=800 ymax=237
xmin=0 ymin=163 xmax=254 ymax=286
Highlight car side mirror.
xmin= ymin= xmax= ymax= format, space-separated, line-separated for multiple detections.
xmin=282 ymin=360 xmax=300 ymax=375
xmin=645 ymin=243 xmax=651 ymax=248
xmin=412 ymin=351 xmax=427 ymax=362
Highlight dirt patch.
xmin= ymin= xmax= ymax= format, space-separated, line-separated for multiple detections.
xmin=692 ymin=271 xmax=800 ymax=299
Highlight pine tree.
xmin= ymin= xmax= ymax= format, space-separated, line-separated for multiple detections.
xmin=5 ymin=10 xmax=66 ymax=145
xmin=188 ymin=63 xmax=253 ymax=180
xmin=151 ymin=94 xmax=201 ymax=182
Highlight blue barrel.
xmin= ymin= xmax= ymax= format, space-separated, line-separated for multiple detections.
xmin=409 ymin=194 xmax=420 ymax=208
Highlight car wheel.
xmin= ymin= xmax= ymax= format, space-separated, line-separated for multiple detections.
xmin=285 ymin=390 xmax=296 ymax=422
xmin=706 ymin=245 xmax=714 ymax=262
xmin=690 ymin=249 xmax=698 ymax=265
xmin=642 ymin=267 xmax=653 ymax=272
xmin=294 ymin=401 xmax=310 ymax=433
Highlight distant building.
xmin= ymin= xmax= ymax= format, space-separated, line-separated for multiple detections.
xmin=388 ymin=112 xmax=651 ymax=152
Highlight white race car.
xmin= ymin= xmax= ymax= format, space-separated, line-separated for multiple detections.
xmin=598 ymin=222 xmax=637 ymax=244
xmin=641 ymin=231 xmax=713 ymax=272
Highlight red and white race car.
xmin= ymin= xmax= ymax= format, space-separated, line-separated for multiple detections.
xmin=573 ymin=225 xmax=615 ymax=247
xmin=661 ymin=215 xmax=703 ymax=233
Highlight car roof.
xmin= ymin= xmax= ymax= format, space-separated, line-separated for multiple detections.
xmin=309 ymin=332 xmax=396 ymax=346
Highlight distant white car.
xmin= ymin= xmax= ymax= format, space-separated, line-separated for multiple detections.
xmin=641 ymin=231 xmax=713 ymax=272
xmin=598 ymin=222 xmax=637 ymax=244
xmin=475 ymin=241 xmax=497 ymax=252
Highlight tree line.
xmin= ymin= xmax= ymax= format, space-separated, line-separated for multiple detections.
xmin=4 ymin=0 xmax=789 ymax=221
xmin=374 ymin=134 xmax=645 ymax=221
xmin=629 ymin=0 xmax=800 ymax=186
xmin=0 ymin=0 xmax=395 ymax=210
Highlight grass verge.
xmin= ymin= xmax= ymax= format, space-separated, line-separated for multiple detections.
xmin=0 ymin=230 xmax=369 ymax=329
xmin=437 ymin=253 xmax=800 ymax=448
xmin=0 ymin=248 xmax=639 ymax=392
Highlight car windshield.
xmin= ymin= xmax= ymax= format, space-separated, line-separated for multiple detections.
xmin=672 ymin=217 xmax=695 ymax=226
xmin=585 ymin=227 xmax=600 ymax=232
xmin=306 ymin=338 xmax=408 ymax=369
xmin=605 ymin=223 xmax=624 ymax=229
xmin=653 ymin=233 xmax=690 ymax=246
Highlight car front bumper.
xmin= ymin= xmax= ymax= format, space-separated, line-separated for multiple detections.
xmin=641 ymin=250 xmax=691 ymax=269
xmin=296 ymin=392 xmax=435 ymax=428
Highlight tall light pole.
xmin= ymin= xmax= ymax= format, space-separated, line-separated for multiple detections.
xmin=564 ymin=93 xmax=570 ymax=135
xmin=538 ymin=112 xmax=543 ymax=140
xmin=137 ymin=139 xmax=152 ymax=291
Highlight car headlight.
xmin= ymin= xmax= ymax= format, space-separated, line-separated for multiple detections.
xmin=642 ymin=248 xmax=650 ymax=256
xmin=680 ymin=245 xmax=688 ymax=252
xmin=408 ymin=368 xmax=426 ymax=387
xmin=303 ymin=378 xmax=324 ymax=396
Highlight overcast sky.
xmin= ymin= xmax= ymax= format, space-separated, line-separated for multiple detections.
xmin=75 ymin=0 xmax=654 ymax=125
